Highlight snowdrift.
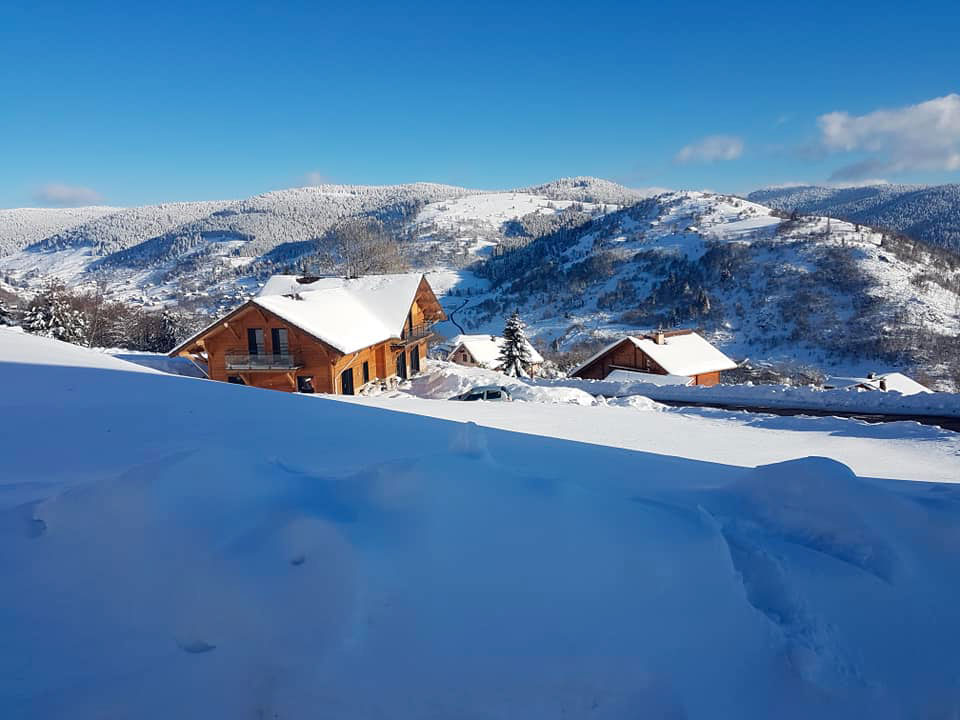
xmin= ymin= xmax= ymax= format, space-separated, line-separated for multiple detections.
xmin=2 ymin=331 xmax=960 ymax=718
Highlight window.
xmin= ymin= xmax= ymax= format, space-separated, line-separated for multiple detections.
xmin=362 ymin=361 xmax=370 ymax=384
xmin=410 ymin=346 xmax=421 ymax=374
xmin=464 ymin=392 xmax=483 ymax=401
xmin=485 ymin=390 xmax=501 ymax=400
xmin=247 ymin=328 xmax=265 ymax=355
xmin=271 ymin=328 xmax=289 ymax=356
xmin=227 ymin=376 xmax=246 ymax=385
xmin=296 ymin=376 xmax=314 ymax=393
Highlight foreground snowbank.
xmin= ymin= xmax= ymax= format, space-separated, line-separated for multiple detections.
xmin=3 ymin=332 xmax=960 ymax=718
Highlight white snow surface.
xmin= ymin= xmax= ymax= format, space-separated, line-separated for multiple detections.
xmin=253 ymin=273 xmax=424 ymax=354
xmin=4 ymin=319 xmax=960 ymax=718
xmin=0 ymin=205 xmax=120 ymax=254
xmin=543 ymin=374 xmax=960 ymax=418
xmin=630 ymin=333 xmax=739 ymax=376
xmin=604 ymin=368 xmax=693 ymax=386
xmin=826 ymin=372 xmax=933 ymax=396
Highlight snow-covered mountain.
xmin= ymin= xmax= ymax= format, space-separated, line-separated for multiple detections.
xmin=2 ymin=178 xmax=959 ymax=386
xmin=0 ymin=177 xmax=651 ymax=309
xmin=455 ymin=191 xmax=960 ymax=387
xmin=0 ymin=205 xmax=120 ymax=255
xmin=748 ymin=183 xmax=960 ymax=252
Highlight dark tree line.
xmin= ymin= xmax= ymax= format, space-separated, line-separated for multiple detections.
xmin=9 ymin=281 xmax=208 ymax=352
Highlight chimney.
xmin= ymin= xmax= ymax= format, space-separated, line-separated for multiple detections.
xmin=867 ymin=371 xmax=876 ymax=380
xmin=879 ymin=378 xmax=887 ymax=391
xmin=655 ymin=330 xmax=666 ymax=345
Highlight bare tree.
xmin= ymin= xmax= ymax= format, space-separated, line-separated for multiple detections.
xmin=326 ymin=218 xmax=408 ymax=277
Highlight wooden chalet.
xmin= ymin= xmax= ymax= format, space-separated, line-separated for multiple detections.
xmin=570 ymin=329 xmax=737 ymax=387
xmin=446 ymin=333 xmax=544 ymax=377
xmin=169 ymin=273 xmax=446 ymax=394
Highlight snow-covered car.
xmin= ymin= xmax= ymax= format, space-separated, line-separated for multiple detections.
xmin=450 ymin=385 xmax=513 ymax=402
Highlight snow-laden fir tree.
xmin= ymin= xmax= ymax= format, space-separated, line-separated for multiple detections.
xmin=21 ymin=284 xmax=88 ymax=345
xmin=497 ymin=311 xmax=532 ymax=377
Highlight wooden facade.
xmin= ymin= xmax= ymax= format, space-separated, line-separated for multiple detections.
xmin=170 ymin=276 xmax=445 ymax=395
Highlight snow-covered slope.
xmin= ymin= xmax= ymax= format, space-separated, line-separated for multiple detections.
xmin=460 ymin=191 xmax=960 ymax=387
xmin=3 ymin=329 xmax=960 ymax=718
xmin=0 ymin=178 xmax=642 ymax=312
xmin=516 ymin=176 xmax=665 ymax=204
xmin=748 ymin=183 xmax=960 ymax=252
xmin=3 ymin=180 xmax=959 ymax=386
xmin=0 ymin=205 xmax=120 ymax=255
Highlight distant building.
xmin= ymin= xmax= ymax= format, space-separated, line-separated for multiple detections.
xmin=569 ymin=330 xmax=737 ymax=386
xmin=169 ymin=273 xmax=446 ymax=394
xmin=447 ymin=333 xmax=544 ymax=377
xmin=823 ymin=372 xmax=932 ymax=395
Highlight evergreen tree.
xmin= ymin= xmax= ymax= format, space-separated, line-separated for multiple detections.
xmin=0 ymin=299 xmax=16 ymax=326
xmin=497 ymin=311 xmax=532 ymax=377
xmin=126 ymin=309 xmax=185 ymax=352
xmin=21 ymin=284 xmax=88 ymax=345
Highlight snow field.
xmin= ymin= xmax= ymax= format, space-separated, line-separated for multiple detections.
xmin=2 ymin=331 xmax=960 ymax=718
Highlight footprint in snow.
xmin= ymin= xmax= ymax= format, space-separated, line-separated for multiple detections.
xmin=177 ymin=640 xmax=216 ymax=654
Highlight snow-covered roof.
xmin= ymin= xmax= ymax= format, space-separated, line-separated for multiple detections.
xmin=825 ymin=372 xmax=933 ymax=396
xmin=629 ymin=333 xmax=738 ymax=376
xmin=171 ymin=273 xmax=432 ymax=356
xmin=448 ymin=334 xmax=544 ymax=368
xmin=603 ymin=368 xmax=693 ymax=386
xmin=252 ymin=274 xmax=426 ymax=355
xmin=571 ymin=331 xmax=737 ymax=378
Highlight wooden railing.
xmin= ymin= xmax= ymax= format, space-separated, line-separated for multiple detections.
xmin=392 ymin=322 xmax=435 ymax=348
xmin=224 ymin=351 xmax=303 ymax=370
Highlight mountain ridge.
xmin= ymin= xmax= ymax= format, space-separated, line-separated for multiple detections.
xmin=747 ymin=183 xmax=960 ymax=252
xmin=2 ymin=177 xmax=958 ymax=387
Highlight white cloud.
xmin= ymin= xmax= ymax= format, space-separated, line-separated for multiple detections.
xmin=818 ymin=93 xmax=960 ymax=180
xmin=33 ymin=183 xmax=103 ymax=207
xmin=675 ymin=135 xmax=744 ymax=164
xmin=304 ymin=171 xmax=332 ymax=186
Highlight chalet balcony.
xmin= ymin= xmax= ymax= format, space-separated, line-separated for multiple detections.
xmin=224 ymin=351 xmax=303 ymax=371
xmin=391 ymin=322 xmax=435 ymax=349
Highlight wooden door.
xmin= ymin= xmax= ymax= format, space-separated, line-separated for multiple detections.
xmin=340 ymin=368 xmax=355 ymax=395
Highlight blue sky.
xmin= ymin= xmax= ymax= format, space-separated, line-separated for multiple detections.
xmin=2 ymin=0 xmax=959 ymax=207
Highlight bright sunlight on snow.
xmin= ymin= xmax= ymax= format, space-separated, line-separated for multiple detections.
xmin=2 ymin=330 xmax=960 ymax=719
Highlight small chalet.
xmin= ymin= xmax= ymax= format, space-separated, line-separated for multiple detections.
xmin=447 ymin=334 xmax=544 ymax=376
xmin=823 ymin=372 xmax=932 ymax=396
xmin=169 ymin=273 xmax=446 ymax=394
xmin=570 ymin=329 xmax=737 ymax=386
